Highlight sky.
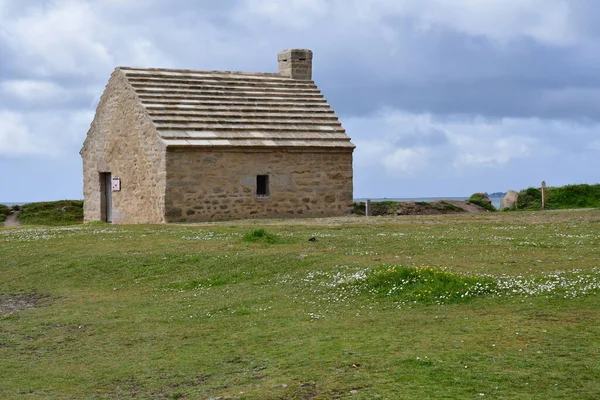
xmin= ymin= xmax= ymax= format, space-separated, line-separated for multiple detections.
xmin=1 ymin=0 xmax=600 ymax=202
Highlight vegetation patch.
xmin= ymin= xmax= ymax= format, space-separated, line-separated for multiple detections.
xmin=19 ymin=200 xmax=83 ymax=226
xmin=466 ymin=192 xmax=496 ymax=211
xmin=0 ymin=204 xmax=9 ymax=223
xmin=337 ymin=265 xmax=600 ymax=305
xmin=242 ymin=228 xmax=280 ymax=244
xmin=349 ymin=265 xmax=496 ymax=304
xmin=516 ymin=184 xmax=600 ymax=210
xmin=426 ymin=201 xmax=464 ymax=212
xmin=352 ymin=201 xmax=399 ymax=216
xmin=516 ymin=187 xmax=543 ymax=210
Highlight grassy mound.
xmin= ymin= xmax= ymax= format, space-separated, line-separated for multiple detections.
xmin=19 ymin=200 xmax=84 ymax=226
xmin=242 ymin=228 xmax=280 ymax=244
xmin=466 ymin=192 xmax=496 ymax=211
xmin=351 ymin=265 xmax=496 ymax=304
xmin=0 ymin=204 xmax=9 ymax=223
xmin=517 ymin=184 xmax=600 ymax=210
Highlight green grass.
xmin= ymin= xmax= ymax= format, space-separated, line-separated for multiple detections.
xmin=0 ymin=204 xmax=9 ymax=223
xmin=1 ymin=210 xmax=600 ymax=399
xmin=18 ymin=200 xmax=83 ymax=226
xmin=517 ymin=184 xmax=600 ymax=210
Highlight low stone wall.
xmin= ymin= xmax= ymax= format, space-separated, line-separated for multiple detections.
xmin=164 ymin=148 xmax=353 ymax=222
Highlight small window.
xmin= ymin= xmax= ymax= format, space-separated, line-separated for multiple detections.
xmin=256 ymin=175 xmax=269 ymax=196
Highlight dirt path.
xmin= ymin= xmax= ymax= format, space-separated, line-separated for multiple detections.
xmin=3 ymin=212 xmax=21 ymax=228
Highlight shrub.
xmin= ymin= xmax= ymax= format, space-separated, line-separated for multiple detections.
xmin=516 ymin=187 xmax=542 ymax=210
xmin=352 ymin=202 xmax=365 ymax=215
xmin=371 ymin=201 xmax=398 ymax=215
xmin=0 ymin=204 xmax=10 ymax=223
xmin=515 ymin=184 xmax=600 ymax=210
xmin=546 ymin=184 xmax=600 ymax=209
xmin=466 ymin=193 xmax=496 ymax=212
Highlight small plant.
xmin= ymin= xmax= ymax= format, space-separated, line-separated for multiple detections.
xmin=467 ymin=193 xmax=496 ymax=212
xmin=242 ymin=228 xmax=280 ymax=244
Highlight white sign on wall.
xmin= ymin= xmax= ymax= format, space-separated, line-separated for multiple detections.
xmin=111 ymin=177 xmax=121 ymax=191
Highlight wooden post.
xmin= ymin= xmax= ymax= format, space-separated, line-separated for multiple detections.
xmin=365 ymin=199 xmax=371 ymax=217
xmin=541 ymin=181 xmax=546 ymax=209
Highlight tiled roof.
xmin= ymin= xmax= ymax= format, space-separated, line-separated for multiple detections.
xmin=119 ymin=67 xmax=354 ymax=149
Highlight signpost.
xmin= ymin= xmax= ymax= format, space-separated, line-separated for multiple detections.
xmin=541 ymin=181 xmax=546 ymax=209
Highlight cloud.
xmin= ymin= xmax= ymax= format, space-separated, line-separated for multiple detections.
xmin=0 ymin=109 xmax=93 ymax=158
xmin=1 ymin=80 xmax=69 ymax=103
xmin=347 ymin=109 xmax=599 ymax=193
xmin=0 ymin=111 xmax=47 ymax=156
xmin=1 ymin=1 xmax=113 ymax=77
xmin=1 ymin=0 xmax=600 ymax=201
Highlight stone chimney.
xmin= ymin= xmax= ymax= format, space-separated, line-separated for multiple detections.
xmin=278 ymin=49 xmax=313 ymax=80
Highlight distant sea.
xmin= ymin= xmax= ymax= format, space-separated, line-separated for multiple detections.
xmin=355 ymin=197 xmax=503 ymax=210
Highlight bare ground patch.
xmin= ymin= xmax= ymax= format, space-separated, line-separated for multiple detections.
xmin=3 ymin=212 xmax=21 ymax=228
xmin=0 ymin=294 xmax=46 ymax=317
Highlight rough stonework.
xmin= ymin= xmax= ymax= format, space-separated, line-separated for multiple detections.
xmin=165 ymin=150 xmax=353 ymax=222
xmin=500 ymin=190 xmax=520 ymax=210
xmin=81 ymin=71 xmax=167 ymax=224
xmin=81 ymin=49 xmax=355 ymax=224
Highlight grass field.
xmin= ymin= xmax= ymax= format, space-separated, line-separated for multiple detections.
xmin=1 ymin=210 xmax=600 ymax=399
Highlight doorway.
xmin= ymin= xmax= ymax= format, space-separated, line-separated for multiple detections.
xmin=100 ymin=172 xmax=112 ymax=223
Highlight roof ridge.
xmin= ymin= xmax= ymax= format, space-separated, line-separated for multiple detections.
xmin=119 ymin=66 xmax=284 ymax=78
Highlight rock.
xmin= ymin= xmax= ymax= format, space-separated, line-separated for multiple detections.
xmin=500 ymin=190 xmax=519 ymax=210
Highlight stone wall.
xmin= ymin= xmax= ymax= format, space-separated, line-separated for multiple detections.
xmin=80 ymin=70 xmax=167 ymax=224
xmin=164 ymin=149 xmax=353 ymax=222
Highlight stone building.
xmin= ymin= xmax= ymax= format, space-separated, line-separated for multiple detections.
xmin=80 ymin=49 xmax=355 ymax=224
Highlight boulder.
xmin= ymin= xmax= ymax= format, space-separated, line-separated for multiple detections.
xmin=500 ymin=190 xmax=519 ymax=210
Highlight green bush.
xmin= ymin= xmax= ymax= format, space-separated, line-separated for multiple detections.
xmin=352 ymin=201 xmax=399 ymax=216
xmin=466 ymin=193 xmax=496 ymax=212
xmin=352 ymin=202 xmax=366 ymax=215
xmin=516 ymin=184 xmax=600 ymax=210
xmin=19 ymin=200 xmax=84 ymax=226
xmin=546 ymin=184 xmax=600 ymax=209
xmin=0 ymin=204 xmax=10 ymax=223
xmin=516 ymin=187 xmax=542 ymax=210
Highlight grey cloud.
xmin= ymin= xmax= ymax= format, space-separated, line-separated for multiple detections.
xmin=2 ymin=0 xmax=600 ymax=201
